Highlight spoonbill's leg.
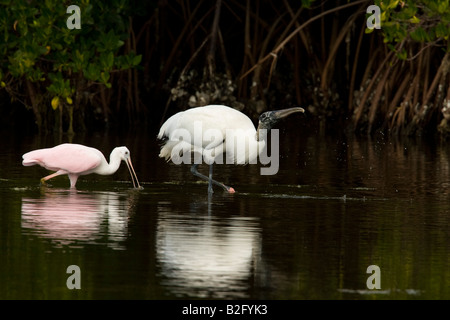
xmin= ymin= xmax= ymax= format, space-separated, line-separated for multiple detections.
xmin=190 ymin=164 xmax=235 ymax=193
xmin=68 ymin=174 xmax=80 ymax=188
xmin=40 ymin=170 xmax=66 ymax=186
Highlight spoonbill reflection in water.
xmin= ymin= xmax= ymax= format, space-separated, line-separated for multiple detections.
xmin=22 ymin=143 xmax=142 ymax=189
xmin=21 ymin=190 xmax=132 ymax=250
xmin=158 ymin=104 xmax=304 ymax=193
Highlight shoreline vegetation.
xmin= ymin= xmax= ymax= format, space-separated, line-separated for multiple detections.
xmin=0 ymin=0 xmax=449 ymax=137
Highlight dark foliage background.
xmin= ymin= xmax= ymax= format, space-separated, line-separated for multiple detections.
xmin=1 ymin=0 xmax=449 ymax=136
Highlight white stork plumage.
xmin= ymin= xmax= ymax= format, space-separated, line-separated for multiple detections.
xmin=157 ymin=104 xmax=304 ymax=193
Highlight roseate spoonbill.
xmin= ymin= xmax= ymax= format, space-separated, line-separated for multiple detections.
xmin=22 ymin=143 xmax=142 ymax=189
xmin=157 ymin=104 xmax=304 ymax=193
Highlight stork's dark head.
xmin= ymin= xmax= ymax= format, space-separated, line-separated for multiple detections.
xmin=256 ymin=107 xmax=305 ymax=141
xmin=257 ymin=107 xmax=305 ymax=131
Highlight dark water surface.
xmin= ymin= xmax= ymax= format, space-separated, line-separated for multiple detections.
xmin=0 ymin=128 xmax=449 ymax=299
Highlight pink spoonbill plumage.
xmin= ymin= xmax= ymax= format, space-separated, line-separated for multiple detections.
xmin=22 ymin=143 xmax=142 ymax=189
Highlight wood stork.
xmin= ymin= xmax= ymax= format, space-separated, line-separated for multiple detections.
xmin=157 ymin=104 xmax=305 ymax=193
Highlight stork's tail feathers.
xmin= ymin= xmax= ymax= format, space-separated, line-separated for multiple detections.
xmin=159 ymin=140 xmax=177 ymax=161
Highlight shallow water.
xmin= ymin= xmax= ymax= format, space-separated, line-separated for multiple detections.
xmin=0 ymin=128 xmax=449 ymax=299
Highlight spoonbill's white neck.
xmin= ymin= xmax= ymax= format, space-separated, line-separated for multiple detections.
xmin=96 ymin=149 xmax=123 ymax=175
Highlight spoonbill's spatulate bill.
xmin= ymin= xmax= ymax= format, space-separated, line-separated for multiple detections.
xmin=22 ymin=143 xmax=142 ymax=189
xmin=158 ymin=104 xmax=305 ymax=193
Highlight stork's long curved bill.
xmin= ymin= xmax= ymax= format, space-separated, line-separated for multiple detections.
xmin=126 ymin=157 xmax=143 ymax=189
xmin=273 ymin=107 xmax=305 ymax=119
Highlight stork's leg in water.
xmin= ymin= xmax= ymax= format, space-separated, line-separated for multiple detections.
xmin=190 ymin=164 xmax=235 ymax=193
xmin=208 ymin=164 xmax=214 ymax=194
